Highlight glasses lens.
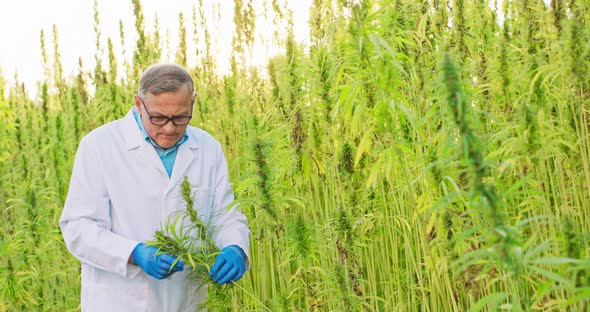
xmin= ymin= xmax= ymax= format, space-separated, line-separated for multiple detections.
xmin=151 ymin=117 xmax=169 ymax=126
xmin=173 ymin=117 xmax=191 ymax=125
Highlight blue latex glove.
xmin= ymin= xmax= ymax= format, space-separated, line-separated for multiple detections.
xmin=132 ymin=243 xmax=184 ymax=279
xmin=209 ymin=245 xmax=246 ymax=284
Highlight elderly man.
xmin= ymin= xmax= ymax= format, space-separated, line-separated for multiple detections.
xmin=60 ymin=63 xmax=250 ymax=311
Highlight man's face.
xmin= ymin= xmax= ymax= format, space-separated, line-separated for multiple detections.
xmin=134 ymin=85 xmax=193 ymax=149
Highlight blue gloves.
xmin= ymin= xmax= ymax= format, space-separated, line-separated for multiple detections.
xmin=209 ymin=245 xmax=246 ymax=284
xmin=132 ymin=243 xmax=184 ymax=279
xmin=132 ymin=243 xmax=245 ymax=283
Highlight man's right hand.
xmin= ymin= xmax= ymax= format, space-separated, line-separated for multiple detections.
xmin=131 ymin=243 xmax=184 ymax=279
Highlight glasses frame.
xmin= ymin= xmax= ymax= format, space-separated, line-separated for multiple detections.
xmin=137 ymin=95 xmax=193 ymax=126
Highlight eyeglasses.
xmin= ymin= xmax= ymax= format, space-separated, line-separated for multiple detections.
xmin=137 ymin=95 xmax=192 ymax=126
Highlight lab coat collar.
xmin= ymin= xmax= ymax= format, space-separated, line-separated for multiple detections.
xmin=122 ymin=108 xmax=199 ymax=151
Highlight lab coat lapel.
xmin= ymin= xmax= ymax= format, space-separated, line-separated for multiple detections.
xmin=167 ymin=135 xmax=199 ymax=194
xmin=137 ymin=144 xmax=168 ymax=177
xmin=122 ymin=108 xmax=144 ymax=150
xmin=121 ymin=108 xmax=168 ymax=177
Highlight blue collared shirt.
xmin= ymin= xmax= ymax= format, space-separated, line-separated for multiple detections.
xmin=132 ymin=107 xmax=188 ymax=177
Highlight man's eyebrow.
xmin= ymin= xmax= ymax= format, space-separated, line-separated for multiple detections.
xmin=150 ymin=111 xmax=166 ymax=117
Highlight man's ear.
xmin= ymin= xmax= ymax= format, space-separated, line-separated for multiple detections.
xmin=134 ymin=94 xmax=142 ymax=111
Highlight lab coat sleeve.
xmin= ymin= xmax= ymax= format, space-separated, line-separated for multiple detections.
xmin=60 ymin=136 xmax=139 ymax=277
xmin=210 ymin=142 xmax=251 ymax=270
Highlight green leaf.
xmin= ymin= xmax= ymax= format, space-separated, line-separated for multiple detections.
xmin=530 ymin=280 xmax=554 ymax=307
xmin=532 ymin=257 xmax=589 ymax=266
xmin=565 ymin=287 xmax=590 ymax=305
xmin=187 ymin=253 xmax=196 ymax=269
xmin=468 ymin=292 xmax=509 ymax=312
xmin=523 ymin=240 xmax=550 ymax=264
xmin=354 ymin=126 xmax=374 ymax=167
xmin=450 ymin=225 xmax=483 ymax=244
xmin=169 ymin=257 xmax=181 ymax=273
xmin=529 ymin=266 xmax=571 ymax=285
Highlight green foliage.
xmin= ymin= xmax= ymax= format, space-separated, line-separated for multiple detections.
xmin=1 ymin=1 xmax=590 ymax=311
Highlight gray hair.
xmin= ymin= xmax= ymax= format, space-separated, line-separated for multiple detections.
xmin=138 ymin=63 xmax=195 ymax=100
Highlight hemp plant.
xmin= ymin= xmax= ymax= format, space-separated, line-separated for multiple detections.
xmin=149 ymin=177 xmax=219 ymax=283
xmin=151 ymin=178 xmax=269 ymax=311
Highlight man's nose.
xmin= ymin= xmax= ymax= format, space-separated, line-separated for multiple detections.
xmin=162 ymin=120 xmax=177 ymax=132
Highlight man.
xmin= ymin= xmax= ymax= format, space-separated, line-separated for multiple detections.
xmin=60 ymin=64 xmax=250 ymax=311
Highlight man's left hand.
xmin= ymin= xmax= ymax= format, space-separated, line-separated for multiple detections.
xmin=209 ymin=245 xmax=246 ymax=284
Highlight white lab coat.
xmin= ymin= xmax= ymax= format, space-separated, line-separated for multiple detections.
xmin=60 ymin=108 xmax=250 ymax=311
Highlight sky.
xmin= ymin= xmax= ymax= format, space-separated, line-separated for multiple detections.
xmin=0 ymin=0 xmax=555 ymax=97
xmin=0 ymin=0 xmax=312 ymax=97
